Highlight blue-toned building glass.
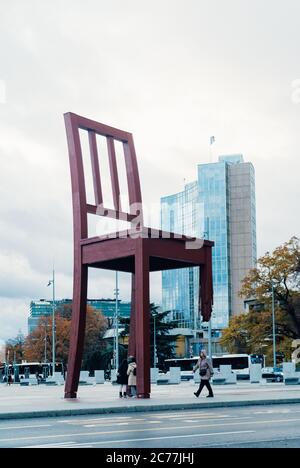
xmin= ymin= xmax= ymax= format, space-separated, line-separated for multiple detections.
xmin=161 ymin=155 xmax=257 ymax=336
xmin=28 ymin=298 xmax=131 ymax=334
xmin=198 ymin=160 xmax=231 ymax=329
xmin=161 ymin=182 xmax=202 ymax=329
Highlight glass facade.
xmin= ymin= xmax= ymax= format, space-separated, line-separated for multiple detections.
xmin=161 ymin=182 xmax=202 ymax=329
xmin=161 ymin=155 xmax=256 ymax=331
xmin=28 ymin=298 xmax=131 ymax=334
xmin=198 ymin=160 xmax=231 ymax=329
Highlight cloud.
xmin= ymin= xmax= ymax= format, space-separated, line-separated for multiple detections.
xmin=0 ymin=0 xmax=299 ymax=339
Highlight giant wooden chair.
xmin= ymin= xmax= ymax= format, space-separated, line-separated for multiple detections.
xmin=64 ymin=112 xmax=214 ymax=399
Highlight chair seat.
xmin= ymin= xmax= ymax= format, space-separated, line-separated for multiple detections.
xmin=80 ymin=227 xmax=212 ymax=273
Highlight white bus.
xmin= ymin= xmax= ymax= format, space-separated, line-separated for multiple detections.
xmin=164 ymin=354 xmax=265 ymax=380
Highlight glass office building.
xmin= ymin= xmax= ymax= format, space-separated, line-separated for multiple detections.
xmin=161 ymin=155 xmax=257 ymax=332
xmin=28 ymin=298 xmax=131 ymax=334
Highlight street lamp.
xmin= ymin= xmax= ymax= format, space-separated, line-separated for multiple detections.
xmin=271 ymin=281 xmax=276 ymax=371
xmin=153 ymin=311 xmax=159 ymax=368
xmin=47 ymin=269 xmax=56 ymax=376
xmin=202 ymin=217 xmax=213 ymax=359
xmin=114 ymin=271 xmax=120 ymax=371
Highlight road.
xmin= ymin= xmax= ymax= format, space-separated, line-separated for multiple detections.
xmin=1 ymin=404 xmax=300 ymax=448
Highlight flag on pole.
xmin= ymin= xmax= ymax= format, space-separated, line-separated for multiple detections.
xmin=210 ymin=136 xmax=216 ymax=145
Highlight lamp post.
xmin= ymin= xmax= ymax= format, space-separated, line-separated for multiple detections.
xmin=44 ymin=322 xmax=48 ymax=364
xmin=153 ymin=312 xmax=158 ymax=369
xmin=114 ymin=271 xmax=120 ymax=371
xmin=47 ymin=269 xmax=56 ymax=376
xmin=271 ymin=281 xmax=276 ymax=371
xmin=202 ymin=217 xmax=213 ymax=358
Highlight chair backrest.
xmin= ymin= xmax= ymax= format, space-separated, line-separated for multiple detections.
xmin=64 ymin=112 xmax=143 ymax=240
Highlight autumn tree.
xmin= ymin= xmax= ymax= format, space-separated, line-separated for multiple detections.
xmin=24 ymin=305 xmax=108 ymax=370
xmin=220 ymin=237 xmax=300 ymax=362
xmin=5 ymin=332 xmax=25 ymax=364
xmin=220 ymin=309 xmax=293 ymax=364
xmin=24 ymin=315 xmax=71 ymax=365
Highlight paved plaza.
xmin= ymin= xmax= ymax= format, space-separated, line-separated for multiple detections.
xmin=0 ymin=381 xmax=300 ymax=420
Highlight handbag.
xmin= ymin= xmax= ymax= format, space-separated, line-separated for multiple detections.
xmin=200 ymin=365 xmax=208 ymax=377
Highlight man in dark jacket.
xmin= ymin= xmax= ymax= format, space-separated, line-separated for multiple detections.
xmin=117 ymin=359 xmax=128 ymax=398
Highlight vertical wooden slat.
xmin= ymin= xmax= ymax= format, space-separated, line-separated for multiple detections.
xmin=123 ymin=136 xmax=143 ymax=225
xmin=64 ymin=113 xmax=88 ymax=240
xmin=107 ymin=137 xmax=121 ymax=212
xmin=88 ymin=131 xmax=103 ymax=206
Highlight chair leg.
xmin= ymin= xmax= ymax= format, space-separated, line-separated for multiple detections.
xmin=128 ymin=273 xmax=136 ymax=358
xmin=135 ymin=242 xmax=150 ymax=398
xmin=64 ymin=264 xmax=88 ymax=399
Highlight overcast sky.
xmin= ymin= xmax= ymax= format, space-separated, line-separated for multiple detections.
xmin=0 ymin=0 xmax=300 ymax=345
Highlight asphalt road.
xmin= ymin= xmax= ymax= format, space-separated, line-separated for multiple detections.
xmin=1 ymin=404 xmax=300 ymax=448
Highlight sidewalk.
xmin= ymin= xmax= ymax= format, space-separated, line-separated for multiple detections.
xmin=0 ymin=381 xmax=300 ymax=420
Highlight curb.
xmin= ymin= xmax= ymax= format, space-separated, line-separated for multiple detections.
xmin=1 ymin=398 xmax=300 ymax=421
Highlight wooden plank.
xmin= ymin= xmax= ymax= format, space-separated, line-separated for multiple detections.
xmin=88 ymin=131 xmax=103 ymax=206
xmin=107 ymin=137 xmax=121 ymax=212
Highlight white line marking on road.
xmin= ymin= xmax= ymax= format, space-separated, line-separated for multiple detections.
xmin=84 ymin=422 xmax=130 ymax=428
xmin=65 ymin=431 xmax=258 ymax=446
xmin=198 ymin=434 xmax=300 ymax=448
xmin=0 ymin=425 xmax=52 ymax=431
xmin=158 ymin=412 xmax=218 ymax=418
xmin=183 ymin=417 xmax=252 ymax=423
xmin=25 ymin=431 xmax=255 ymax=448
xmin=25 ymin=442 xmax=77 ymax=448
xmin=58 ymin=416 xmax=133 ymax=424
xmin=254 ymin=410 xmax=294 ymax=415
xmin=26 ymin=443 xmax=92 ymax=448
xmin=2 ymin=417 xmax=300 ymax=444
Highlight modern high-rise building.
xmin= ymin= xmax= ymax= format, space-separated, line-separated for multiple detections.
xmin=28 ymin=298 xmax=131 ymax=334
xmin=161 ymin=155 xmax=257 ymax=335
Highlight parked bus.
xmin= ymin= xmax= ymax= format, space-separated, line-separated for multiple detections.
xmin=164 ymin=354 xmax=265 ymax=380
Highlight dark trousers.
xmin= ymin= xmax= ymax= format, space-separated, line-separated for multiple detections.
xmin=195 ymin=379 xmax=214 ymax=397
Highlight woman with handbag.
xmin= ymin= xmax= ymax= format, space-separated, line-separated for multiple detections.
xmin=127 ymin=356 xmax=137 ymax=398
xmin=193 ymin=350 xmax=214 ymax=398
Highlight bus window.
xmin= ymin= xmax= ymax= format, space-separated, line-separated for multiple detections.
xmin=212 ymin=356 xmax=249 ymax=370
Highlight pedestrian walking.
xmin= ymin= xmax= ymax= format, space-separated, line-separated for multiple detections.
xmin=7 ymin=374 xmax=13 ymax=387
xmin=193 ymin=350 xmax=214 ymax=398
xmin=127 ymin=356 xmax=137 ymax=398
xmin=117 ymin=358 xmax=128 ymax=398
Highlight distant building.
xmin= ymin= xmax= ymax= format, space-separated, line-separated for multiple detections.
xmin=28 ymin=298 xmax=131 ymax=334
xmin=161 ymin=155 xmax=257 ymax=345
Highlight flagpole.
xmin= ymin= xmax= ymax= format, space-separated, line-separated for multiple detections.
xmin=47 ymin=269 xmax=56 ymax=377
xmin=52 ymin=269 xmax=55 ymax=376
xmin=209 ymin=136 xmax=215 ymax=163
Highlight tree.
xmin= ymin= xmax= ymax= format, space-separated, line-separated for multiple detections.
xmin=24 ymin=315 xmax=71 ymax=365
xmin=5 ymin=332 xmax=25 ymax=364
xmin=82 ymin=306 xmax=109 ymax=371
xmin=120 ymin=304 xmax=178 ymax=369
xmin=220 ymin=237 xmax=300 ymax=363
xmin=220 ymin=308 xmax=293 ymax=364
xmin=0 ymin=345 xmax=5 ymax=366
xmin=240 ymin=237 xmax=300 ymax=338
xmin=24 ymin=305 xmax=108 ymax=370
